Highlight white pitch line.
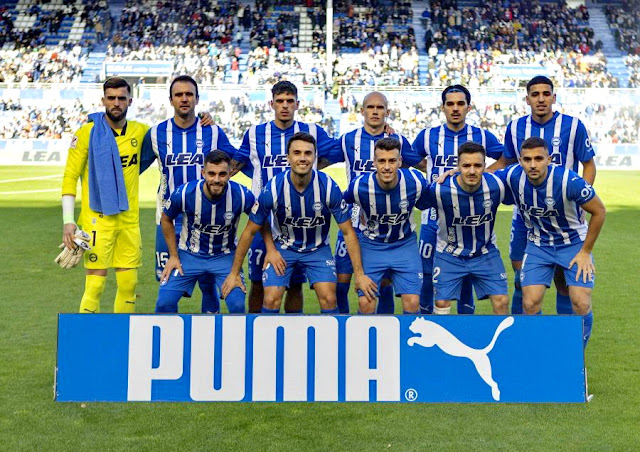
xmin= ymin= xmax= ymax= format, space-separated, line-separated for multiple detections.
xmin=0 ymin=188 xmax=60 ymax=195
xmin=0 ymin=174 xmax=62 ymax=184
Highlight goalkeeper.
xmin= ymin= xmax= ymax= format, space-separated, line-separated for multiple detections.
xmin=59 ymin=77 xmax=149 ymax=313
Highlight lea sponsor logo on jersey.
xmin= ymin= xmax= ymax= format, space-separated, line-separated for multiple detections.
xmin=352 ymin=159 xmax=375 ymax=172
xmin=262 ymin=154 xmax=290 ymax=168
xmin=282 ymin=216 xmax=326 ymax=228
xmin=434 ymin=155 xmax=458 ymax=167
xmin=452 ymin=212 xmax=494 ymax=226
xmin=193 ymin=223 xmax=233 ymax=234
xmin=368 ymin=212 xmax=410 ymax=226
xmin=164 ymin=153 xmax=204 ymax=167
xmin=120 ymin=153 xmax=138 ymax=168
xmin=521 ymin=204 xmax=559 ymax=218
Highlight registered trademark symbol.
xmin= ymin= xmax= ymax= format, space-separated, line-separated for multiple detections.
xmin=404 ymin=388 xmax=418 ymax=401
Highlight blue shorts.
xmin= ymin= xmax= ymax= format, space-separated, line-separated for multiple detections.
xmin=248 ymin=232 xmax=306 ymax=285
xmin=156 ymin=223 xmax=213 ymax=290
xmin=521 ymin=242 xmax=595 ymax=289
xmin=358 ymin=236 xmax=422 ymax=296
xmin=335 ymin=230 xmax=393 ymax=280
xmin=418 ymin=223 xmax=437 ymax=274
xmin=158 ymin=250 xmax=245 ymax=300
xmin=509 ymin=210 xmax=527 ymax=262
xmin=433 ymin=248 xmax=508 ymax=301
xmin=263 ymin=244 xmax=336 ymax=288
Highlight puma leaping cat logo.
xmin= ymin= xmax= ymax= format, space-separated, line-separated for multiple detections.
xmin=407 ymin=317 xmax=515 ymax=401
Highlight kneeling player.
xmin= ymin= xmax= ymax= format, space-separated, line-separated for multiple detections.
xmin=430 ymin=142 xmax=510 ymax=315
xmin=222 ymin=132 xmax=376 ymax=312
xmin=497 ymin=137 xmax=606 ymax=347
xmin=155 ymin=151 xmax=254 ymax=313
xmin=344 ymin=137 xmax=431 ymax=314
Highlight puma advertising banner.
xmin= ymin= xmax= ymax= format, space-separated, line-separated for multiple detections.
xmin=55 ymin=314 xmax=586 ymax=403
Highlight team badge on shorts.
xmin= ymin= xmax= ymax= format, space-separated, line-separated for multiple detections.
xmin=262 ymin=272 xmax=268 ymax=283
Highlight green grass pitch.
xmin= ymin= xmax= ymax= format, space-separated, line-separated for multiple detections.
xmin=0 ymin=166 xmax=638 ymax=450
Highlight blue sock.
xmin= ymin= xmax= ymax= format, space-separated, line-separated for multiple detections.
xmin=512 ymin=270 xmax=523 ymax=314
xmin=321 ymin=307 xmax=339 ymax=314
xmin=199 ymin=280 xmax=220 ymax=313
xmin=286 ymin=309 xmax=303 ymax=314
xmin=556 ymin=293 xmax=574 ymax=314
xmin=261 ymin=307 xmax=280 ymax=314
xmin=376 ymin=285 xmax=395 ymax=314
xmin=420 ymin=275 xmax=433 ymax=314
xmin=457 ymin=277 xmax=475 ymax=314
xmin=337 ymin=282 xmax=351 ymax=314
xmin=583 ymin=311 xmax=593 ymax=348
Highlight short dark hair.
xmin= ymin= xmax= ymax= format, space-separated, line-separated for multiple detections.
xmin=521 ymin=136 xmax=548 ymax=152
xmin=442 ymin=84 xmax=471 ymax=104
xmin=272 ymin=80 xmax=298 ymax=98
xmin=170 ymin=75 xmax=199 ymax=98
xmin=204 ymin=150 xmax=231 ymax=166
xmin=526 ymin=76 xmax=554 ymax=93
xmin=458 ymin=141 xmax=486 ymax=159
xmin=287 ymin=131 xmax=316 ymax=154
xmin=103 ymin=77 xmax=131 ymax=94
xmin=374 ymin=137 xmax=401 ymax=156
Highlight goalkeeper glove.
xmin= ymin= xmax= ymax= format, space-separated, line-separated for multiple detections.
xmin=54 ymin=229 xmax=92 ymax=269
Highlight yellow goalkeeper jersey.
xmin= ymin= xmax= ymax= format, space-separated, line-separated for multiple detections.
xmin=62 ymin=120 xmax=150 ymax=230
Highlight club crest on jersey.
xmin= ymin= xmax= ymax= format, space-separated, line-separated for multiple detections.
xmin=399 ymin=200 xmax=409 ymax=209
xmin=544 ymin=197 xmax=555 ymax=207
xmin=131 ymin=138 xmax=138 ymax=147
xmin=224 ymin=212 xmax=235 ymax=220
xmin=551 ymin=136 xmax=562 ymax=147
xmin=195 ymin=139 xmax=204 ymax=148
xmin=483 ymin=199 xmax=492 ymax=209
xmin=312 ymin=202 xmax=323 ymax=212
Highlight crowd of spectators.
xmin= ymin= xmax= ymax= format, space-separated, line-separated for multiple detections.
xmin=605 ymin=0 xmax=640 ymax=55
xmin=332 ymin=45 xmax=419 ymax=87
xmin=245 ymin=46 xmax=326 ymax=86
xmin=425 ymin=0 xmax=594 ymax=54
xmin=0 ymin=44 xmax=87 ymax=83
xmin=626 ymin=55 xmax=640 ymax=88
xmin=0 ymin=99 xmax=93 ymax=139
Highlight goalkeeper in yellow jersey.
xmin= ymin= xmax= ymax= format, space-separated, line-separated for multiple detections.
xmin=59 ymin=77 xmax=150 ymax=313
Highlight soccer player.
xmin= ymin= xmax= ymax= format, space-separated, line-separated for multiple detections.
xmin=430 ymin=142 xmax=510 ymax=315
xmin=412 ymin=85 xmax=505 ymax=314
xmin=494 ymin=75 xmax=596 ymax=315
xmin=343 ymin=137 xmax=431 ymax=315
xmin=497 ymin=137 xmax=606 ymax=346
xmin=155 ymin=151 xmax=254 ymax=313
xmin=60 ymin=77 xmax=149 ymax=313
xmin=334 ymin=91 xmax=423 ymax=314
xmin=140 ymin=75 xmax=237 ymax=314
xmin=231 ymin=81 xmax=341 ymax=313
xmin=222 ymin=132 xmax=376 ymax=313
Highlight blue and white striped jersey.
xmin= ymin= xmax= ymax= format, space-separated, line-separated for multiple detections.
xmin=338 ymin=127 xmax=422 ymax=184
xmin=504 ymin=112 xmax=595 ymax=171
xmin=164 ymin=179 xmax=255 ymax=256
xmin=140 ymin=118 xmax=238 ymax=223
xmin=343 ymin=169 xmax=431 ymax=243
xmin=431 ymin=173 xmax=511 ymax=257
xmin=412 ymin=124 xmax=504 ymax=226
xmin=250 ymin=170 xmax=350 ymax=252
xmin=234 ymin=121 xmax=340 ymax=196
xmin=495 ymin=164 xmax=596 ymax=247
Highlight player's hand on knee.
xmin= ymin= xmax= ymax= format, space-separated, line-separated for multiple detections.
xmin=221 ymin=272 xmax=245 ymax=299
xmin=569 ymin=250 xmax=595 ymax=283
xmin=55 ymin=229 xmax=91 ymax=269
xmin=355 ymin=273 xmax=378 ymax=303
xmin=263 ymin=249 xmax=286 ymax=276
xmin=436 ymin=168 xmax=457 ymax=184
xmin=160 ymin=255 xmax=182 ymax=284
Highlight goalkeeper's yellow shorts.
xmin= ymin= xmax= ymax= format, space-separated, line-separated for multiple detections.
xmin=82 ymin=226 xmax=142 ymax=269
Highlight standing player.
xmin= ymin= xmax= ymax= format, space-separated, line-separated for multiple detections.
xmin=344 ymin=138 xmax=431 ymax=315
xmin=140 ymin=75 xmax=237 ymax=314
xmin=497 ymin=138 xmax=605 ymax=346
xmin=155 ymin=151 xmax=254 ymax=313
xmin=430 ymin=142 xmax=510 ymax=315
xmin=59 ymin=77 xmax=149 ymax=313
xmin=494 ymin=76 xmax=597 ymax=314
xmin=222 ymin=132 xmax=376 ymax=312
xmin=412 ymin=85 xmax=505 ymax=314
xmin=334 ymin=91 xmax=423 ymax=314
xmin=231 ymin=81 xmax=341 ymax=313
